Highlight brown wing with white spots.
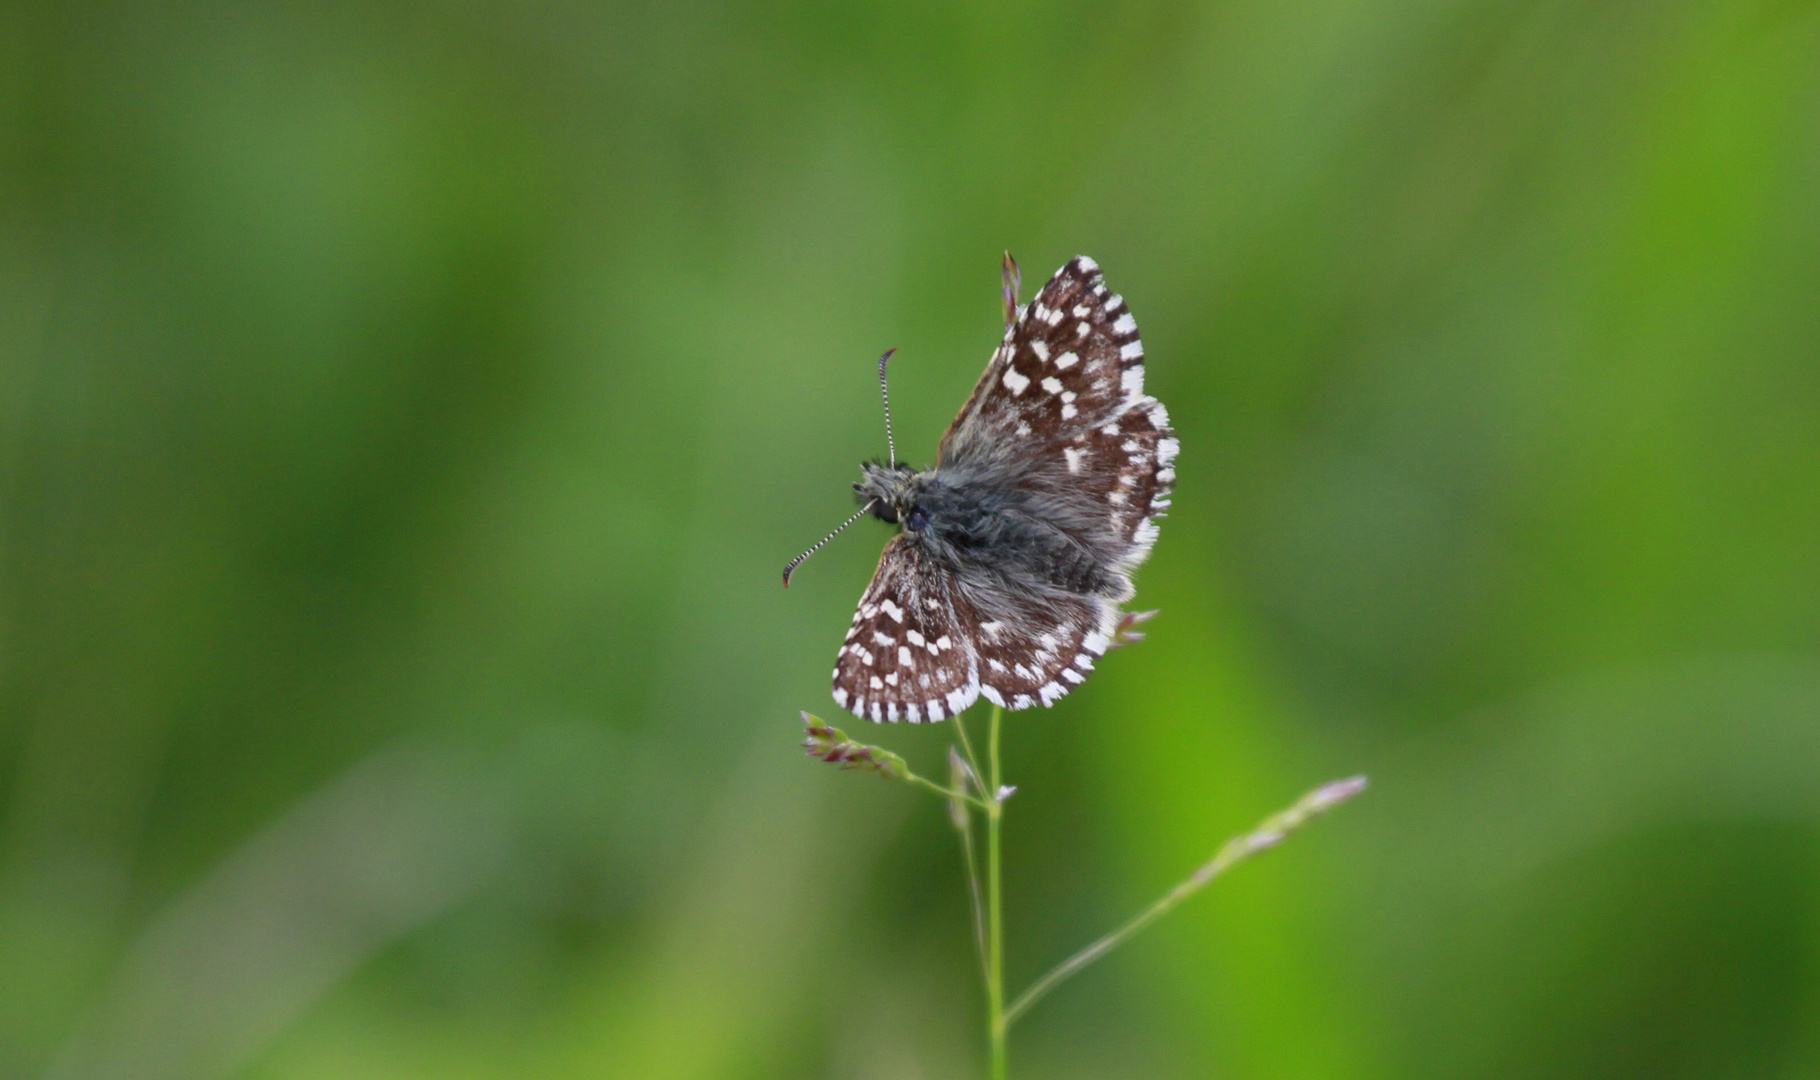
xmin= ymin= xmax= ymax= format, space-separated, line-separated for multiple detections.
xmin=1081 ymin=395 xmax=1177 ymax=571
xmin=939 ymin=256 xmax=1176 ymax=565
xmin=832 ymin=536 xmax=979 ymax=723
xmin=942 ymin=256 xmax=1144 ymax=464
xmin=960 ymin=588 xmax=1119 ymax=711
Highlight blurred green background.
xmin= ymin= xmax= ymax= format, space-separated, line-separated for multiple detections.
xmin=4 ymin=1 xmax=1819 ymax=1077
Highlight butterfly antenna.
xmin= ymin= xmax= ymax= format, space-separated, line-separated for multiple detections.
xmin=1001 ymin=250 xmax=1021 ymax=330
xmin=782 ymin=501 xmax=877 ymax=587
xmin=876 ymin=348 xmax=898 ymax=467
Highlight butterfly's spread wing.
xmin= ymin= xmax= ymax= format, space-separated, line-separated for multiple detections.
xmin=832 ymin=536 xmax=980 ymax=723
xmin=961 ymin=587 xmax=1116 ymax=711
xmin=940 ymin=255 xmax=1175 ymax=563
xmin=938 ymin=256 xmax=1177 ymax=711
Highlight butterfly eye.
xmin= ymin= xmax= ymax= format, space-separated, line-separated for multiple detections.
xmin=906 ymin=506 xmax=929 ymax=531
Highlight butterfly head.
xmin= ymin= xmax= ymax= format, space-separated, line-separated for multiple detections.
xmin=854 ymin=462 xmax=928 ymax=531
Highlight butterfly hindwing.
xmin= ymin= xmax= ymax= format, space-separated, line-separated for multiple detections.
xmin=831 ymin=536 xmax=980 ymax=723
xmin=958 ymin=587 xmax=1118 ymax=711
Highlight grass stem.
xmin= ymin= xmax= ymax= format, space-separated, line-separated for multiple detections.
xmin=986 ymin=704 xmax=1007 ymax=1080
xmin=1002 ymin=774 xmax=1367 ymax=1027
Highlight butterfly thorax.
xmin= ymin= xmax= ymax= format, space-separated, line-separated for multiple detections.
xmin=854 ymin=460 xmax=1128 ymax=600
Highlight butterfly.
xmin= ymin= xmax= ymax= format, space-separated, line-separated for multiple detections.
xmin=785 ymin=254 xmax=1175 ymax=722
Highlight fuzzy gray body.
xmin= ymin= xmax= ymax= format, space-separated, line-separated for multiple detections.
xmin=831 ymin=256 xmax=1176 ymax=723
xmin=855 ymin=458 xmax=1133 ymax=606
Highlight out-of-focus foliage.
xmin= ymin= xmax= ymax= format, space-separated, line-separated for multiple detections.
xmin=3 ymin=1 xmax=1818 ymax=1077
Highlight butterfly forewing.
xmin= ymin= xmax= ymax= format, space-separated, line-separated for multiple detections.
xmin=942 ymin=256 xmax=1148 ymax=465
xmin=831 ymin=536 xmax=980 ymax=723
xmin=941 ymin=256 xmax=1175 ymax=559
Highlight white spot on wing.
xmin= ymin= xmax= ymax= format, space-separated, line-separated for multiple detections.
xmin=1001 ymin=368 xmax=1030 ymax=395
xmin=1030 ymin=340 xmax=1049 ymax=361
xmin=1120 ymin=342 xmax=1144 ymax=360
xmin=1061 ymin=404 xmax=1077 ymax=419
xmin=880 ymin=599 xmax=904 ymax=622
xmin=1120 ymin=367 xmax=1144 ymax=399
xmin=899 ymin=645 xmax=914 ymax=668
xmin=906 ymin=629 xmax=926 ymax=647
xmin=1113 ymin=313 xmax=1137 ymax=336
xmin=1054 ymin=351 xmax=1079 ymax=370
xmin=1064 ymin=448 xmax=1084 ymax=473
xmin=1040 ymin=376 xmax=1063 ymax=395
